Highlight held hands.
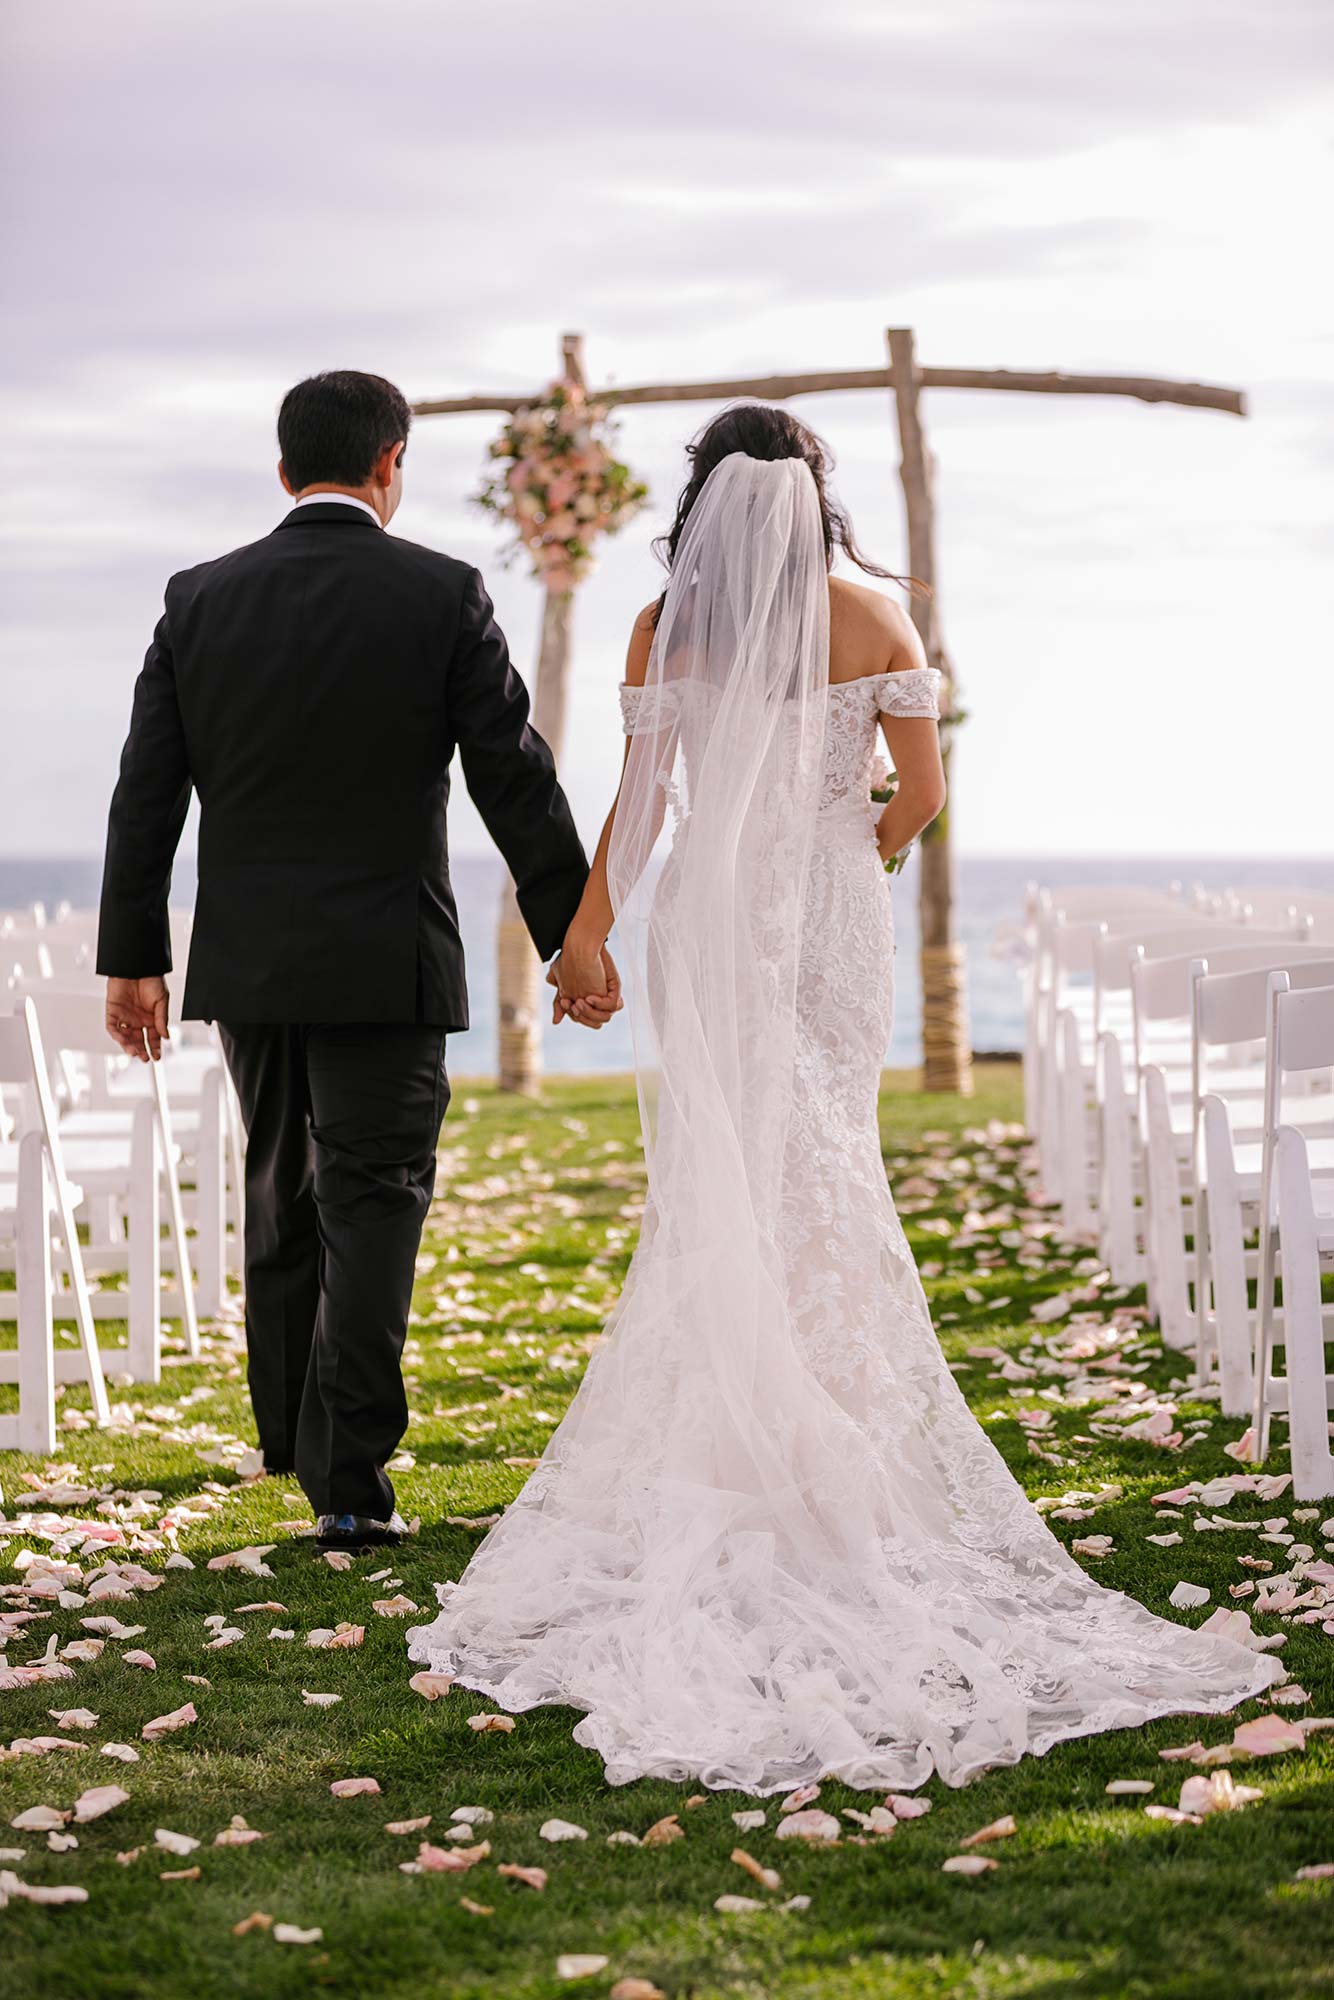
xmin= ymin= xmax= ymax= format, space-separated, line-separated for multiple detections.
xmin=105 ymin=975 xmax=170 ymax=1062
xmin=548 ymin=936 xmax=624 ymax=1030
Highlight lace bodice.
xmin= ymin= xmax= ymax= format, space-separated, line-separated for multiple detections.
xmin=619 ymin=667 xmax=942 ymax=812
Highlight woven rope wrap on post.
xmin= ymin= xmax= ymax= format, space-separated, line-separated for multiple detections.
xmin=920 ymin=940 xmax=974 ymax=1096
xmin=497 ymin=907 xmax=542 ymax=1096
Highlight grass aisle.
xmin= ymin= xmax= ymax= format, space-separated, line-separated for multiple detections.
xmin=1 ymin=1067 xmax=1331 ymax=2000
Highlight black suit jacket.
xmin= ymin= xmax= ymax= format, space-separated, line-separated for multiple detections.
xmin=96 ymin=502 xmax=589 ymax=1026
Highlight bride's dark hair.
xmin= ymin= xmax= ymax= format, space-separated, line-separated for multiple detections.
xmin=652 ymin=403 xmax=919 ymax=622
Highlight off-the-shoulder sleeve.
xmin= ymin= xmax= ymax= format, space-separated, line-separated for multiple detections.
xmin=619 ymin=681 xmax=684 ymax=735
xmin=878 ymin=666 xmax=942 ymax=719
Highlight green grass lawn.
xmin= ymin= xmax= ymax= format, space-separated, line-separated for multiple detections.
xmin=1 ymin=1064 xmax=1331 ymax=2000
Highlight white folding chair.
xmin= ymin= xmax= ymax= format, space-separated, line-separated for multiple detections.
xmin=1191 ymin=955 xmax=1334 ymax=1411
xmin=1129 ymin=931 xmax=1314 ymax=1349
xmin=1021 ymin=886 xmax=1185 ymax=1178
xmin=1251 ymin=980 xmax=1334 ymax=1495
xmin=18 ymin=988 xmax=201 ymax=1375
xmin=0 ymin=1000 xmax=109 ymax=1448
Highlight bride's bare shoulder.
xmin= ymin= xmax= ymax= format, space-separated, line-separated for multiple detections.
xmin=624 ymin=599 xmax=659 ymax=688
xmin=828 ymin=577 xmax=922 ymax=676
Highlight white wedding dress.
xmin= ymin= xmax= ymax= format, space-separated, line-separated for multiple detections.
xmin=408 ymin=455 xmax=1281 ymax=1793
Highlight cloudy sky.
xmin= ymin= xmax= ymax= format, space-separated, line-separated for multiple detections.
xmin=2 ymin=0 xmax=1331 ymax=866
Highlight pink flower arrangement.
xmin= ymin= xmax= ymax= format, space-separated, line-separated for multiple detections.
xmin=475 ymin=379 xmax=648 ymax=593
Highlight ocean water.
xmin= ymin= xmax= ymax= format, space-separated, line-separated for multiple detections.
xmin=5 ymin=851 xmax=1333 ymax=1075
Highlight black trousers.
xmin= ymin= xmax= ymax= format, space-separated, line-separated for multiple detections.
xmin=217 ymin=1021 xmax=449 ymax=1519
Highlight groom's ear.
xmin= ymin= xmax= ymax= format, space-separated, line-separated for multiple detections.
xmin=278 ymin=459 xmax=295 ymax=496
xmin=373 ymin=441 xmax=406 ymax=490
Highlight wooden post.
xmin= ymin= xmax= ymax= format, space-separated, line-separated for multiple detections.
xmin=496 ymin=333 xmax=585 ymax=1095
xmin=887 ymin=326 xmax=973 ymax=1096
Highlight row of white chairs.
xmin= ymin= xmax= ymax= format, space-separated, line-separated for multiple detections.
xmin=1022 ymin=878 xmax=1334 ymax=1499
xmin=0 ymin=903 xmax=244 ymax=1452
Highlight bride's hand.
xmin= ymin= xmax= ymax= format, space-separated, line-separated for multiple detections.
xmin=548 ymin=942 xmax=623 ymax=1029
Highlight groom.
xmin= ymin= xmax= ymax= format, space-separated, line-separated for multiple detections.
xmin=97 ymin=370 xmax=616 ymax=1550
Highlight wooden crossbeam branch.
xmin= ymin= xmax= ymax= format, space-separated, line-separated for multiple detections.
xmin=412 ymin=364 xmax=1244 ymax=420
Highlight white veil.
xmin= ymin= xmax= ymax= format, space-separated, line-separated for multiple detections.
xmin=608 ymin=450 xmax=830 ymax=1301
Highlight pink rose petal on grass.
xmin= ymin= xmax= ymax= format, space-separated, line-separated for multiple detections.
xmin=960 ymin=1814 xmax=1017 ymax=1849
xmin=409 ymin=1672 xmax=454 ymax=1701
xmin=80 ymin=1617 xmax=146 ymax=1640
xmin=214 ymin=1816 xmax=264 ymax=1846
xmin=273 ymin=1923 xmax=323 ymax=1945
xmin=731 ymin=1847 xmax=782 ymax=1891
xmin=142 ymin=1702 xmax=197 ymax=1742
xmin=415 ymin=1839 xmax=490 ymax=1873
xmin=943 ymin=1854 xmax=998 ymax=1874
xmin=467 ymin=1713 xmax=515 ymax=1733
xmin=10 ymin=1805 xmax=71 ymax=1832
xmin=385 ymin=1817 xmax=432 ymax=1835
xmin=775 ymin=1809 xmax=840 ymax=1843
xmin=207 ymin=1546 xmax=276 ymax=1576
xmin=779 ymin=1784 xmax=821 ymax=1812
xmin=1179 ymin=1772 xmax=1262 ymax=1815
xmin=73 ymin=1785 xmax=130 ymax=1823
xmin=887 ymin=1794 xmax=932 ymax=1819
xmin=1233 ymin=1714 xmax=1305 ymax=1757
xmin=329 ymin=1777 xmax=381 ymax=1798
xmin=2 ymin=1878 xmax=87 ymax=1905
xmin=1296 ymin=1863 xmax=1334 ymax=1881
xmin=122 ymin=1650 xmax=156 ymax=1671
xmin=56 ymin=1641 xmax=101 ymax=1667
xmin=498 ymin=1862 xmax=548 ymax=1891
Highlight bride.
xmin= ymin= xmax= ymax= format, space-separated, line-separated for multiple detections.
xmin=407 ymin=406 xmax=1282 ymax=1794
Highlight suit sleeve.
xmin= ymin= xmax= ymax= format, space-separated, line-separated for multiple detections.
xmin=95 ymin=603 xmax=193 ymax=978
xmin=450 ymin=568 xmax=589 ymax=960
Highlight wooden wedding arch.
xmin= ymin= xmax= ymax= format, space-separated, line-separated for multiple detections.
xmin=412 ymin=331 xmax=1246 ymax=1095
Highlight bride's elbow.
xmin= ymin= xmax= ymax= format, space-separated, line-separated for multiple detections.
xmin=911 ymin=776 xmax=947 ymax=824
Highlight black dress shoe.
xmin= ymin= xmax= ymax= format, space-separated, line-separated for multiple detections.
xmin=315 ymin=1509 xmax=407 ymax=1553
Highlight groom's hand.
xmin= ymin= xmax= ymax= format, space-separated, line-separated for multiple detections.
xmin=106 ymin=975 xmax=171 ymax=1061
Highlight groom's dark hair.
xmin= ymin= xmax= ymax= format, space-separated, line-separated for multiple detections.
xmin=278 ymin=370 xmax=412 ymax=491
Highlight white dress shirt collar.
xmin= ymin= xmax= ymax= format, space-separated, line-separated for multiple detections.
xmin=291 ymin=492 xmax=382 ymax=527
